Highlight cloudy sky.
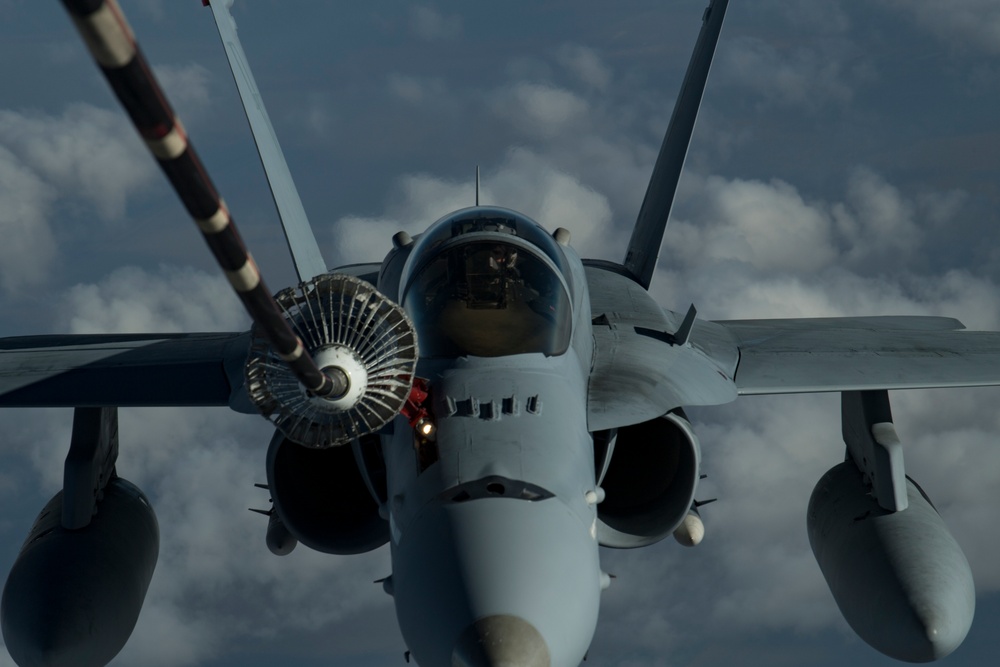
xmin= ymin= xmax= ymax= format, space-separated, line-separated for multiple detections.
xmin=2 ymin=0 xmax=1000 ymax=665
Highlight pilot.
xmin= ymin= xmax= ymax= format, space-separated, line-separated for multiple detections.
xmin=488 ymin=245 xmax=518 ymax=273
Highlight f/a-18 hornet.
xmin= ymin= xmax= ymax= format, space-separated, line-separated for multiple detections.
xmin=3 ymin=1 xmax=998 ymax=665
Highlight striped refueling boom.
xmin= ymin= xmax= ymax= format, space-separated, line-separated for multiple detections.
xmin=58 ymin=0 xmax=344 ymax=400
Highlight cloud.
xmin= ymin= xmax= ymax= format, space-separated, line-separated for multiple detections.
xmin=555 ymin=44 xmax=613 ymax=92
xmin=0 ymin=146 xmax=57 ymax=292
xmin=60 ymin=264 xmax=248 ymax=334
xmin=330 ymin=147 xmax=614 ymax=266
xmin=668 ymin=166 xmax=949 ymax=280
xmin=5 ymin=3 xmax=1000 ymax=665
xmin=918 ymin=188 xmax=969 ymax=226
xmin=329 ymin=173 xmax=476 ymax=266
xmin=0 ymin=104 xmax=156 ymax=221
xmin=111 ymin=415 xmax=395 ymax=666
xmin=408 ymin=6 xmax=463 ymax=41
xmin=487 ymin=148 xmax=615 ymax=255
xmin=763 ymin=0 xmax=853 ymax=32
xmin=387 ymin=73 xmax=448 ymax=105
xmin=491 ymin=82 xmax=590 ymax=139
xmin=669 ymin=175 xmax=838 ymax=274
xmin=694 ymin=395 xmax=860 ymax=630
xmin=715 ymin=36 xmax=855 ymax=109
xmin=334 ymin=32 xmax=657 ymax=245
xmin=660 ymin=166 xmax=976 ymax=310
xmin=879 ymin=0 xmax=1000 ymax=54
xmin=130 ymin=0 xmax=166 ymax=21
xmin=0 ymin=103 xmax=174 ymax=294
xmin=152 ymin=63 xmax=213 ymax=120
xmin=833 ymin=166 xmax=922 ymax=263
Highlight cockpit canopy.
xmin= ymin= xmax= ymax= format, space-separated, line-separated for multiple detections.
xmin=400 ymin=208 xmax=573 ymax=358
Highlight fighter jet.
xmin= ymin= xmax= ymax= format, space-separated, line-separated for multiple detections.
xmin=2 ymin=1 xmax=999 ymax=665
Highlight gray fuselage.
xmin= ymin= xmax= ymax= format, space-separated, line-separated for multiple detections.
xmin=378 ymin=207 xmax=603 ymax=666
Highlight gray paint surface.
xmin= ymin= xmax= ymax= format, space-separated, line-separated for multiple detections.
xmin=206 ymin=0 xmax=328 ymax=282
xmin=728 ymin=325 xmax=1000 ymax=394
xmin=0 ymin=333 xmax=248 ymax=408
xmin=808 ymin=462 xmax=975 ymax=661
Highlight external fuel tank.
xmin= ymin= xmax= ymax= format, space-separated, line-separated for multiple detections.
xmin=808 ymin=462 xmax=974 ymax=663
xmin=2 ymin=477 xmax=159 ymax=667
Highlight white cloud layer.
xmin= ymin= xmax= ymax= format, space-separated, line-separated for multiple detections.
xmin=4 ymin=3 xmax=1000 ymax=666
xmin=330 ymin=147 xmax=614 ymax=267
xmin=0 ymin=104 xmax=156 ymax=221
xmin=0 ymin=146 xmax=57 ymax=291
xmin=662 ymin=166 xmax=977 ymax=314
xmin=0 ymin=103 xmax=162 ymax=292
xmin=555 ymin=44 xmax=613 ymax=92
xmin=670 ymin=175 xmax=838 ymax=274
xmin=492 ymin=82 xmax=590 ymax=139
xmin=60 ymin=264 xmax=248 ymax=334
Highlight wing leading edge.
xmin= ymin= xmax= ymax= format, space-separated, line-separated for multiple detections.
xmin=718 ymin=318 xmax=1000 ymax=395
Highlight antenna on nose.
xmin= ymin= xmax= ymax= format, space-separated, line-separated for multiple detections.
xmin=475 ymin=165 xmax=480 ymax=206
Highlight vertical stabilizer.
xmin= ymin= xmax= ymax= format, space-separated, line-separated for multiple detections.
xmin=623 ymin=0 xmax=729 ymax=289
xmin=206 ymin=1 xmax=328 ymax=282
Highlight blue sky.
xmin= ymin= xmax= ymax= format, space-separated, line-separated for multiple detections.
xmin=2 ymin=1 xmax=1000 ymax=665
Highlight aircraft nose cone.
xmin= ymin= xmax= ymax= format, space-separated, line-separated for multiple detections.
xmin=393 ymin=496 xmax=599 ymax=666
xmin=452 ymin=615 xmax=551 ymax=667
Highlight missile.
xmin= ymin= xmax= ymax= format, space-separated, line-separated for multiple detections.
xmin=672 ymin=510 xmax=704 ymax=547
xmin=265 ymin=511 xmax=298 ymax=556
xmin=2 ymin=477 xmax=158 ymax=667
xmin=807 ymin=462 xmax=974 ymax=663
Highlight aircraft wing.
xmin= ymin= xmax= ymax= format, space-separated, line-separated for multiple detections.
xmin=0 ymin=333 xmax=253 ymax=411
xmin=718 ymin=318 xmax=1000 ymax=395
